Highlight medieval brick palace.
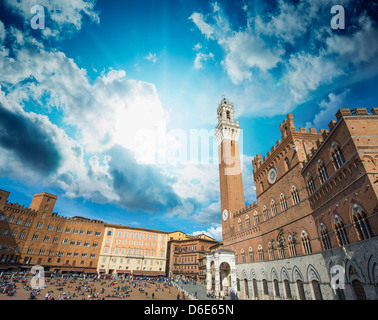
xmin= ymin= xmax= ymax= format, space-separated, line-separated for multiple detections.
xmin=206 ymin=99 xmax=378 ymax=300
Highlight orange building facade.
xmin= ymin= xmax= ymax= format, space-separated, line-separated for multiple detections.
xmin=0 ymin=191 xmax=105 ymax=273
xmin=208 ymin=99 xmax=378 ymax=300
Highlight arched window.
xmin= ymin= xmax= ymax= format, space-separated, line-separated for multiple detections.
xmin=238 ymin=218 xmax=243 ymax=232
xmin=311 ymin=280 xmax=323 ymax=300
xmin=301 ymin=230 xmax=312 ymax=254
xmin=236 ymin=278 xmax=240 ymax=291
xmin=297 ymin=280 xmax=306 ymax=300
xmin=262 ymin=279 xmax=269 ymax=296
xmin=263 ymin=206 xmax=269 ymax=221
xmin=27 ymin=246 xmax=34 ymax=255
xmin=252 ymin=278 xmax=258 ymax=298
xmin=268 ymin=242 xmax=274 ymax=260
xmin=334 ymin=215 xmax=349 ymax=246
xmin=277 ymin=239 xmax=285 ymax=259
xmin=284 ymin=279 xmax=292 ymax=299
xmin=291 ymin=185 xmax=300 ymax=205
xmin=274 ymin=279 xmax=280 ymax=297
xmin=31 ymin=233 xmax=39 ymax=241
xmin=352 ymin=279 xmax=367 ymax=300
xmin=352 ymin=204 xmax=373 ymax=240
xmin=331 ymin=142 xmax=346 ymax=170
xmin=320 ymin=223 xmax=331 ymax=250
xmin=258 ymin=244 xmax=264 ymax=261
xmin=254 ymin=211 xmax=259 ymax=225
xmin=241 ymin=248 xmax=246 ymax=263
xmin=318 ymin=159 xmax=328 ymax=183
xmin=248 ymin=247 xmax=254 ymax=262
xmin=245 ymin=215 xmax=251 ymax=229
xmin=288 ymin=235 xmax=296 ymax=257
xmin=271 ymin=200 xmax=277 ymax=216
xmin=280 ymin=193 xmax=288 ymax=211
xmin=307 ymin=174 xmax=316 ymax=195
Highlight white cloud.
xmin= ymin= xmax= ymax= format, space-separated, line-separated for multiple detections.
xmin=145 ymin=52 xmax=158 ymax=63
xmin=255 ymin=0 xmax=314 ymax=44
xmin=0 ymin=26 xmax=170 ymax=160
xmin=285 ymin=51 xmax=346 ymax=102
xmin=222 ymin=30 xmax=284 ymax=84
xmin=189 ymin=12 xmax=215 ymax=39
xmin=193 ymin=43 xmax=202 ymax=51
xmin=167 ymin=202 xmax=195 ymax=218
xmin=0 ymin=20 xmax=225 ymax=219
xmin=0 ymin=23 xmax=183 ymax=213
xmin=5 ymin=0 xmax=99 ymax=37
xmin=284 ymin=14 xmax=378 ymax=103
xmin=241 ymin=154 xmax=256 ymax=204
xmin=325 ymin=15 xmax=378 ymax=65
xmin=306 ymin=89 xmax=351 ymax=129
xmin=172 ymin=164 xmax=219 ymax=203
xmin=211 ymin=2 xmax=221 ymax=13
xmin=189 ymin=1 xmax=378 ymax=117
xmin=192 ymin=226 xmax=222 ymax=242
xmin=192 ymin=201 xmax=220 ymax=225
xmin=189 ymin=4 xmax=283 ymax=84
xmin=194 ymin=52 xmax=214 ymax=70
xmin=0 ymin=21 xmax=5 ymax=43
xmin=101 ymin=69 xmax=126 ymax=84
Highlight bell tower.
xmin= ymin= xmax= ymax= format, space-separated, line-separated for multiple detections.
xmin=215 ymin=98 xmax=245 ymax=240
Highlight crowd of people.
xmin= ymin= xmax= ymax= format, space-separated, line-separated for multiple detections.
xmin=0 ymin=271 xmax=180 ymax=300
xmin=0 ymin=272 xmax=26 ymax=297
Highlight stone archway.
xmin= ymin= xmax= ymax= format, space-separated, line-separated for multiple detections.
xmin=244 ymin=278 xmax=249 ymax=298
xmin=220 ymin=262 xmax=231 ymax=292
xmin=206 ymin=249 xmax=237 ymax=294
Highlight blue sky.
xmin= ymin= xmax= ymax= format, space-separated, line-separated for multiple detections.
xmin=0 ymin=0 xmax=377 ymax=241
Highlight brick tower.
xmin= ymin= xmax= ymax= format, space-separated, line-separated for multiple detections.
xmin=215 ymin=98 xmax=245 ymax=241
xmin=29 ymin=192 xmax=57 ymax=216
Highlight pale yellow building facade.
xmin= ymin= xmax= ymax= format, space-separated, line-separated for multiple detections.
xmin=97 ymin=224 xmax=169 ymax=276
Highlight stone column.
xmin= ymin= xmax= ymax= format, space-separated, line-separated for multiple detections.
xmin=215 ymin=268 xmax=220 ymax=294
xmin=214 ymin=253 xmax=220 ymax=294
xmin=230 ymin=253 xmax=237 ymax=292
xmin=206 ymin=255 xmax=212 ymax=292
xmin=230 ymin=267 xmax=237 ymax=292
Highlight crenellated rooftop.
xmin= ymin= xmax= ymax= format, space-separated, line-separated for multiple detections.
xmin=4 ymin=201 xmax=38 ymax=216
xmin=232 ymin=201 xmax=259 ymax=218
xmin=252 ymin=108 xmax=378 ymax=173
xmin=252 ymin=113 xmax=324 ymax=173
xmin=301 ymin=107 xmax=378 ymax=170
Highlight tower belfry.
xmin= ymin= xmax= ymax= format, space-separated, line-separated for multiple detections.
xmin=217 ymin=97 xmax=235 ymax=124
xmin=215 ymin=98 xmax=245 ymax=241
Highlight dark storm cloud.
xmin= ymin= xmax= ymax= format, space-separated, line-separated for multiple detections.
xmin=0 ymin=103 xmax=61 ymax=174
xmin=106 ymin=145 xmax=183 ymax=213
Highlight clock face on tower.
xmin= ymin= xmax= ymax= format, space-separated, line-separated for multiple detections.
xmin=268 ymin=166 xmax=278 ymax=184
xmin=222 ymin=209 xmax=228 ymax=221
